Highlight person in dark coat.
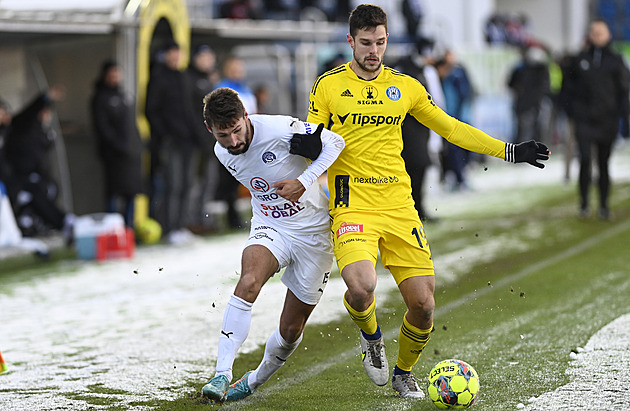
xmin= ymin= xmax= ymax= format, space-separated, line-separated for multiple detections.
xmin=91 ymin=60 xmax=143 ymax=228
xmin=0 ymin=98 xmax=13 ymax=186
xmin=146 ymin=40 xmax=196 ymax=242
xmin=394 ymin=46 xmax=434 ymax=222
xmin=184 ymin=45 xmax=220 ymax=233
xmin=437 ymin=50 xmax=475 ymax=191
xmin=562 ymin=19 xmax=630 ymax=219
xmin=3 ymin=87 xmax=75 ymax=241
xmin=508 ymin=46 xmax=551 ymax=144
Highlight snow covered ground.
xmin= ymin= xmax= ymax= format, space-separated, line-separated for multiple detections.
xmin=521 ymin=313 xmax=630 ymax=410
xmin=1 ymin=141 xmax=629 ymax=410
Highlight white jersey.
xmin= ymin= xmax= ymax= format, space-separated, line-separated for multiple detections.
xmin=214 ymin=114 xmax=345 ymax=233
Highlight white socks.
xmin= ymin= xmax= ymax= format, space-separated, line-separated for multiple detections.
xmin=248 ymin=327 xmax=302 ymax=390
xmin=215 ymin=294 xmax=253 ymax=382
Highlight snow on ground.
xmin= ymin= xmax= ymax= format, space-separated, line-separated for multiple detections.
xmin=0 ymin=142 xmax=629 ymax=410
xmin=0 ymin=237 xmax=357 ymax=410
xmin=522 ymin=313 xmax=630 ymax=410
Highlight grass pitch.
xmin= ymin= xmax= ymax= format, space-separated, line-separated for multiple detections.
xmin=160 ymin=180 xmax=630 ymax=411
xmin=2 ymin=175 xmax=629 ymax=410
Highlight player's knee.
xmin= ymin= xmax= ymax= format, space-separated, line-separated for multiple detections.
xmin=344 ymin=274 xmax=376 ymax=298
xmin=408 ymin=294 xmax=435 ymax=318
xmin=279 ymin=322 xmax=304 ymax=344
xmin=234 ymin=272 xmax=264 ymax=302
xmin=346 ymin=284 xmax=375 ymax=308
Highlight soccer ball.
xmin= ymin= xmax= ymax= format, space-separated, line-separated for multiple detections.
xmin=428 ymin=359 xmax=480 ymax=409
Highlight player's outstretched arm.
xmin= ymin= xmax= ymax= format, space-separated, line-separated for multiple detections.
xmin=504 ymin=140 xmax=551 ymax=169
xmin=290 ymin=123 xmax=324 ymax=160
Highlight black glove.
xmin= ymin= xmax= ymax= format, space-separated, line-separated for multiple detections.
xmin=505 ymin=140 xmax=550 ymax=169
xmin=290 ymin=123 xmax=324 ymax=161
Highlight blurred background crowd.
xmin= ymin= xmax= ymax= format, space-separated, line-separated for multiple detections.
xmin=0 ymin=0 xmax=628 ymax=252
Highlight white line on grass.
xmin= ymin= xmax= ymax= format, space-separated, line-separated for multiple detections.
xmin=224 ymin=218 xmax=630 ymax=409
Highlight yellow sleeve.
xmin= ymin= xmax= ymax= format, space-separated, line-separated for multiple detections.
xmin=413 ymin=99 xmax=507 ymax=160
xmin=307 ymin=77 xmax=331 ymax=126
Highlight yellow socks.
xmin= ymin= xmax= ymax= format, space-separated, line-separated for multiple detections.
xmin=343 ymin=294 xmax=378 ymax=336
xmin=396 ymin=313 xmax=432 ymax=372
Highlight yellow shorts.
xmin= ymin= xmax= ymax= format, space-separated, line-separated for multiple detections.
xmin=330 ymin=206 xmax=434 ymax=285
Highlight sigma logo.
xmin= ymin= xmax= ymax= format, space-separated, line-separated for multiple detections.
xmin=262 ymin=151 xmax=276 ymax=164
xmin=336 ymin=222 xmax=363 ymax=239
xmin=361 ymin=85 xmax=378 ymax=100
xmin=250 ymin=177 xmax=270 ymax=192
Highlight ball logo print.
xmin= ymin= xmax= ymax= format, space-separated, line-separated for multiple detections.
xmin=428 ymin=359 xmax=480 ymax=408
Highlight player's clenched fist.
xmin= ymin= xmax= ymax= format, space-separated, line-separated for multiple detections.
xmin=272 ymin=179 xmax=306 ymax=202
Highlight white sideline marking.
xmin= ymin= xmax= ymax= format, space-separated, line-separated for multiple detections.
xmin=224 ymin=218 xmax=630 ymax=409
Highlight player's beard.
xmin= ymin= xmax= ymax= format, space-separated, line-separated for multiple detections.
xmin=227 ymin=120 xmax=252 ymax=155
xmin=354 ymin=52 xmax=381 ymax=74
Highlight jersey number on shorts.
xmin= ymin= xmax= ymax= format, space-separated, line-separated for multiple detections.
xmin=411 ymin=226 xmax=424 ymax=248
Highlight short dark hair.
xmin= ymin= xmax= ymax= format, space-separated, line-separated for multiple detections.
xmin=203 ymin=87 xmax=245 ymax=130
xmin=348 ymin=4 xmax=387 ymax=38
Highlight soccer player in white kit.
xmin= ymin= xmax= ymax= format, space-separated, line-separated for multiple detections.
xmin=201 ymin=87 xmax=345 ymax=402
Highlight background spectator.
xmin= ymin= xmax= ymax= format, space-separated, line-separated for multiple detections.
xmin=394 ymin=44 xmax=434 ymax=222
xmin=437 ymin=49 xmax=475 ymax=191
xmin=3 ymin=86 xmax=75 ymax=243
xmin=401 ymin=0 xmax=424 ymax=41
xmin=219 ymin=0 xmax=262 ymax=19
xmin=0 ymin=98 xmax=12 ymax=186
xmin=507 ymin=46 xmax=551 ymax=144
xmin=146 ymin=40 xmax=196 ymax=243
xmin=562 ymin=19 xmax=630 ymax=220
xmin=91 ymin=60 xmax=143 ymax=229
xmin=185 ymin=45 xmax=220 ymax=233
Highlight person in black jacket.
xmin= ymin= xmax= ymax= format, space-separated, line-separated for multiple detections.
xmin=0 ymin=99 xmax=12 ymax=186
xmin=3 ymin=87 xmax=75 ymax=241
xmin=562 ymin=19 xmax=630 ymax=220
xmin=508 ymin=46 xmax=551 ymax=144
xmin=394 ymin=42 xmax=434 ymax=222
xmin=146 ymin=40 xmax=196 ymax=243
xmin=184 ymin=45 xmax=220 ymax=233
xmin=91 ymin=60 xmax=142 ymax=228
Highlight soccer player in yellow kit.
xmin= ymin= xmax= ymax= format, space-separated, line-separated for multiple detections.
xmin=304 ymin=4 xmax=550 ymax=398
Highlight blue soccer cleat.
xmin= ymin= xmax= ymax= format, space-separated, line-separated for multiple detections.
xmin=202 ymin=374 xmax=229 ymax=403
xmin=226 ymin=371 xmax=255 ymax=401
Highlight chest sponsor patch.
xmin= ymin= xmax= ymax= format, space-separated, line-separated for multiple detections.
xmin=250 ymin=177 xmax=270 ymax=192
xmin=336 ymin=222 xmax=363 ymax=239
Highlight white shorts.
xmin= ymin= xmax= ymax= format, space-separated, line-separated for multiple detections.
xmin=244 ymin=223 xmax=334 ymax=305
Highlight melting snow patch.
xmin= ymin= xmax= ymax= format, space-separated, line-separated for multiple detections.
xmin=522 ymin=312 xmax=630 ymax=410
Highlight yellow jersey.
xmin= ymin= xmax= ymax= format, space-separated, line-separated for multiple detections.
xmin=307 ymin=62 xmax=507 ymax=210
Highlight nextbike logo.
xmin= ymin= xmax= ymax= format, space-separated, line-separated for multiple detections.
xmin=336 ymin=222 xmax=363 ymax=239
xmin=336 ymin=113 xmax=402 ymax=127
xmin=353 ymin=175 xmax=399 ymax=184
